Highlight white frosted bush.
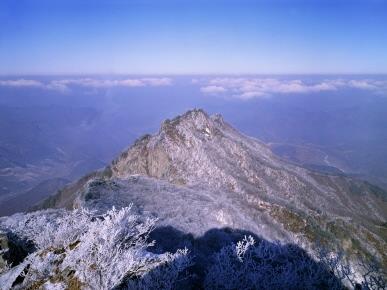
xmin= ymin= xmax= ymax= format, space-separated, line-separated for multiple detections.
xmin=1 ymin=210 xmax=383 ymax=289
xmin=0 ymin=206 xmax=190 ymax=290
xmin=204 ymin=235 xmax=386 ymax=290
xmin=0 ymin=208 xmax=89 ymax=249
xmin=126 ymin=248 xmax=192 ymax=290
xmin=204 ymin=235 xmax=344 ymax=290
xmin=60 ymin=206 xmax=165 ymax=289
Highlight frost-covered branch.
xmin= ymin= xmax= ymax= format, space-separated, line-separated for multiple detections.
xmin=0 ymin=206 xmax=190 ymax=290
xmin=206 ymin=236 xmax=342 ymax=290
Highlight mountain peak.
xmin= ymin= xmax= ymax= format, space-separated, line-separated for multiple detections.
xmin=109 ymin=109 xmax=386 ymax=223
xmin=37 ymin=109 xmax=387 ymax=271
xmin=110 ymin=108 xmax=235 ymax=184
xmin=160 ymin=108 xmax=216 ymax=136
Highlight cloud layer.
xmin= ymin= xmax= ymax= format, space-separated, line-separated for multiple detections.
xmin=1 ymin=77 xmax=386 ymax=99
xmin=199 ymin=78 xmax=387 ymax=99
xmin=200 ymin=85 xmax=227 ymax=94
xmin=0 ymin=79 xmax=44 ymax=88
xmin=0 ymin=77 xmax=172 ymax=91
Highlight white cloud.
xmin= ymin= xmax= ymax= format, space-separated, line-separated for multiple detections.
xmin=238 ymin=91 xmax=267 ymax=99
xmin=142 ymin=77 xmax=172 ymax=86
xmin=200 ymin=85 xmax=227 ymax=94
xmin=347 ymin=80 xmax=376 ymax=90
xmin=0 ymin=77 xmax=173 ymax=91
xmin=49 ymin=78 xmax=172 ymax=89
xmin=199 ymin=77 xmax=387 ymax=99
xmin=0 ymin=79 xmax=44 ymax=87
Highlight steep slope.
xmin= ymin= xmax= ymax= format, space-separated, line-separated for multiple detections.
xmin=110 ymin=110 xmax=385 ymax=220
xmin=40 ymin=109 xmax=387 ymax=266
xmin=0 ymin=177 xmax=69 ymax=216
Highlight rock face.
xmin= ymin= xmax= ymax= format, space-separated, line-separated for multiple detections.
xmin=40 ymin=109 xmax=387 ymax=265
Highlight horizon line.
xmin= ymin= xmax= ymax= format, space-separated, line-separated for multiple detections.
xmin=1 ymin=72 xmax=387 ymax=77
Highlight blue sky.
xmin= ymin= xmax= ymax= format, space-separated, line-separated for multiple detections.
xmin=1 ymin=0 xmax=386 ymax=75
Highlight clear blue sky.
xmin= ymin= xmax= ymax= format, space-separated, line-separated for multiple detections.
xmin=1 ymin=0 xmax=386 ymax=75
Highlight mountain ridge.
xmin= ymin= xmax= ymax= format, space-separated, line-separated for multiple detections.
xmin=37 ymin=108 xmax=387 ymax=267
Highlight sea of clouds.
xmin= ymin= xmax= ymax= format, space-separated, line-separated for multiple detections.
xmin=1 ymin=76 xmax=386 ymax=99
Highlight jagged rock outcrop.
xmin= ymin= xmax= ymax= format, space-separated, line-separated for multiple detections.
xmin=110 ymin=109 xmax=385 ymax=219
xmin=39 ymin=109 xmax=387 ymax=266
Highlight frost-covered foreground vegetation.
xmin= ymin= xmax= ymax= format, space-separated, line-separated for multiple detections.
xmin=0 ymin=206 xmax=191 ymax=289
xmin=0 ymin=206 xmax=385 ymax=289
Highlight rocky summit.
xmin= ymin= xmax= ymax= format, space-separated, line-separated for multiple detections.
xmin=1 ymin=109 xmax=386 ymax=289
xmin=41 ymin=109 xmax=386 ymax=264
